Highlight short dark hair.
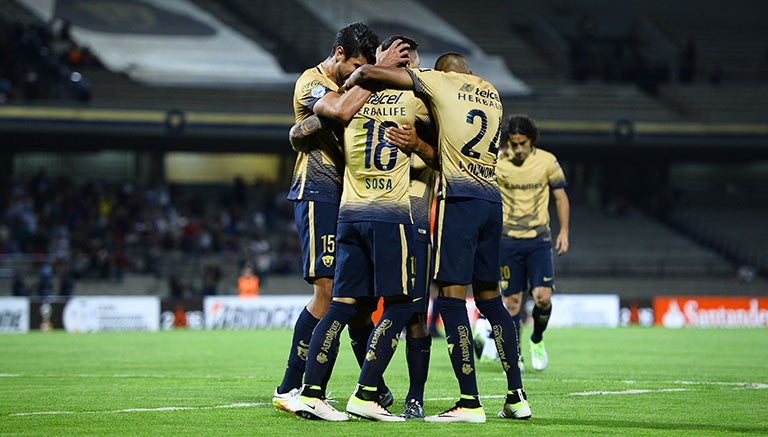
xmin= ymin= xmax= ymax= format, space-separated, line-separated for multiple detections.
xmin=331 ymin=22 xmax=380 ymax=64
xmin=503 ymin=114 xmax=539 ymax=144
xmin=381 ymin=35 xmax=419 ymax=51
xmin=434 ymin=52 xmax=469 ymax=73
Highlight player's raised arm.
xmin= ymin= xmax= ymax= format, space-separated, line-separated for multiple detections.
xmin=312 ymin=86 xmax=373 ymax=123
xmin=313 ymin=40 xmax=410 ymax=123
xmin=343 ymin=64 xmax=414 ymax=91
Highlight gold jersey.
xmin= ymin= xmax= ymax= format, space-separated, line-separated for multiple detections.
xmin=496 ymin=147 xmax=567 ymax=241
xmin=339 ymin=88 xmax=431 ymax=224
xmin=407 ymin=68 xmax=503 ymax=203
xmin=287 ymin=64 xmax=344 ymax=203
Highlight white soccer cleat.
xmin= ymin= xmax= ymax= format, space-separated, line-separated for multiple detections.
xmin=498 ymin=389 xmax=532 ymax=420
xmin=346 ymin=394 xmax=405 ymax=422
xmin=272 ymin=387 xmax=299 ymax=413
xmin=288 ymin=394 xmax=349 ymax=421
xmin=424 ymin=403 xmax=486 ymax=423
xmin=530 ymin=340 xmax=548 ymax=371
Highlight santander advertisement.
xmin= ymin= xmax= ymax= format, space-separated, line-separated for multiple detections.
xmin=654 ymin=296 xmax=768 ymax=328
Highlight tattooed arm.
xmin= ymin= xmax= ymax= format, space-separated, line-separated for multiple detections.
xmin=289 ymin=115 xmax=326 ymax=152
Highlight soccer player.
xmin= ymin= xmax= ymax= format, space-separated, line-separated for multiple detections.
xmin=272 ymin=22 xmax=409 ymax=411
xmin=398 ymin=150 xmax=434 ymax=419
xmin=381 ymin=73 xmax=438 ymax=419
xmin=343 ymin=52 xmax=531 ymax=423
xmin=496 ymin=114 xmax=570 ymax=371
xmin=286 ymin=35 xmax=431 ymax=422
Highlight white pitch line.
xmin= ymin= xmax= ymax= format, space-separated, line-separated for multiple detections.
xmin=570 ymin=388 xmax=691 ymax=396
xmin=8 ymin=396 xmax=505 ymax=417
xmin=30 ymin=374 xmax=257 ymax=380
xmin=674 ymin=381 xmax=768 ymax=389
xmin=9 ymin=403 xmax=268 ymax=417
xmin=8 ymin=379 xmax=767 ymax=417
xmin=570 ymin=381 xmax=768 ymax=396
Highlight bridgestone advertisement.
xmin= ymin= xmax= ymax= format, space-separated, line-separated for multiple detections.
xmin=203 ymin=296 xmax=309 ymax=330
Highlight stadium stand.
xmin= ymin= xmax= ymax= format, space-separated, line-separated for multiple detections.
xmin=2 ymin=0 xmax=767 ymax=299
xmin=420 ymin=0 xmax=768 ymax=122
xmin=661 ymin=161 xmax=768 ymax=274
xmin=557 ymin=207 xmax=733 ymax=278
xmin=0 ymin=2 xmax=93 ymax=104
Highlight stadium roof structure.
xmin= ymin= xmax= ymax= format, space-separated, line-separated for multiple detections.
xmin=2 ymin=0 xmax=767 ymax=155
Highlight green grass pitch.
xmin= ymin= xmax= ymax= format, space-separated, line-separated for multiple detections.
xmin=1 ymin=327 xmax=767 ymax=436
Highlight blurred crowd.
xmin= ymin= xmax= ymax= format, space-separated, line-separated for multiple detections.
xmin=2 ymin=171 xmax=303 ymax=297
xmin=0 ymin=18 xmax=93 ymax=104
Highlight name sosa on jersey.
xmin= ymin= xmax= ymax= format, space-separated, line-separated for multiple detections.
xmin=365 ymin=177 xmax=393 ymax=190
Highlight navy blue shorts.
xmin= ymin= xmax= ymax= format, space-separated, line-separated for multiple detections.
xmin=333 ymin=221 xmax=414 ymax=299
xmin=294 ymin=200 xmax=339 ymax=282
xmin=433 ymin=197 xmax=502 ymax=285
xmin=499 ymin=238 xmax=555 ymax=296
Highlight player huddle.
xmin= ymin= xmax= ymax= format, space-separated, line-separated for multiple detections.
xmin=272 ymin=21 xmax=570 ymax=424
